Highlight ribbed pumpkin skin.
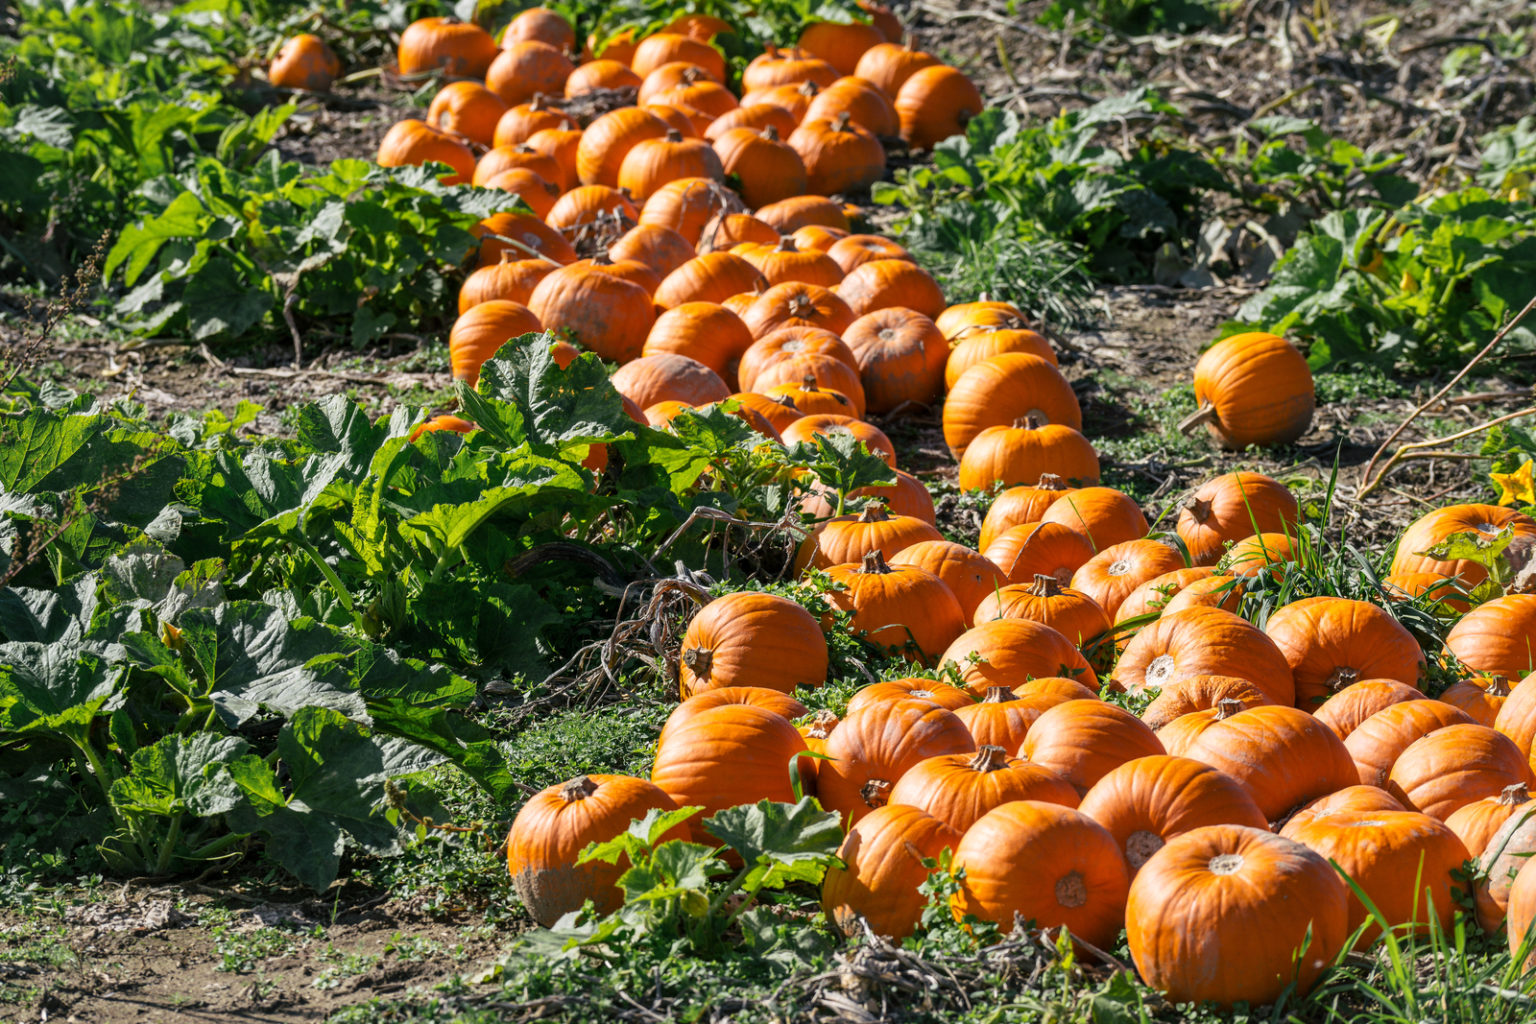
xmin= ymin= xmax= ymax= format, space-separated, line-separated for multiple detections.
xmin=1447 ymin=595 xmax=1536 ymax=680
xmin=1078 ymin=756 xmax=1268 ymax=876
xmin=817 ymin=698 xmax=976 ymax=825
xmin=1388 ymin=724 xmax=1533 ymax=820
xmin=1445 ymin=784 xmax=1532 ymax=858
xmin=950 ymin=692 xmax=1052 ymax=753
xmin=1184 ymin=704 xmax=1358 ymax=821
xmin=822 ymin=556 xmax=965 ymax=664
xmin=1279 ymin=784 xmax=1407 ymax=833
xmin=978 ymin=479 xmax=1075 ymax=552
xmin=737 ymin=326 xmax=857 ymax=391
xmin=798 ymin=509 xmax=940 ymax=574
xmin=610 ymin=353 xmax=730 ymax=411
xmin=1509 ymin=857 xmax=1536 ymax=969
xmin=1115 ymin=607 xmax=1296 ymax=706
xmin=398 ymin=17 xmax=497 ymax=78
xmin=1190 ymin=332 xmax=1315 ymax=448
xmin=1071 ymin=539 xmax=1186 ymax=622
xmin=1344 ymin=699 xmax=1473 ymax=789
xmin=805 ymin=78 xmax=901 ymax=138
xmin=1439 ymin=676 xmax=1512 ymax=726
xmin=564 ymin=59 xmax=642 ymax=97
xmin=650 ymin=704 xmax=807 ymax=842
xmin=1390 ymin=504 xmax=1536 ymax=586
xmin=472 ymin=212 xmax=577 ymax=266
xmin=659 ymin=687 xmax=809 ymax=748
xmin=896 ymin=65 xmax=984 ymax=150
xmin=890 ymin=747 xmax=1079 ymax=832
xmin=756 ymin=194 xmax=850 ymax=233
xmin=798 ymin=21 xmax=884 ymax=75
xmin=1264 ymin=597 xmax=1426 ymax=711
xmin=892 ymin=540 xmax=1009 ymax=627
xmin=1177 ymin=472 xmax=1299 ymax=566
xmin=508 ymin=775 xmax=685 ymax=926
xmin=940 ymin=619 xmax=1100 ymax=695
xmin=655 ymin=252 xmax=768 ymax=309
xmin=1496 ymin=674 xmax=1536 ymax=767
xmin=486 ymin=41 xmax=574 ymax=106
xmin=950 ymin=801 xmax=1130 ymax=949
xmin=577 ymin=108 xmax=671 ymax=187
xmin=1021 ymin=700 xmax=1165 ymax=796
xmin=984 ymin=521 xmax=1097 ymax=588
xmin=1126 ymin=825 xmax=1348 ymax=1009
xmin=618 ymin=132 xmax=726 ymax=201
xmin=841 ymin=308 xmax=947 ymax=414
xmin=642 ymin=303 xmax=754 ymax=386
xmin=448 ymin=300 xmax=542 ymax=385
xmin=822 ymin=804 xmax=962 ymax=940
xmin=705 ymin=104 xmax=800 ymax=142
xmin=1140 ymin=675 xmax=1273 ymax=732
xmin=853 ymin=43 xmax=940 ymax=98
xmin=678 ymin=592 xmax=828 ymax=697
xmin=845 ymin=677 xmax=976 ymax=715
xmin=504 ymin=7 xmax=575 ymax=51
xmin=972 ymin=576 xmax=1110 ymax=646
xmin=1114 ymin=568 xmax=1219 ymax=635
xmin=959 ymin=422 xmax=1099 ymax=492
xmin=1159 ymin=573 xmax=1244 ymax=617
xmin=527 ymin=265 xmax=654 ymax=364
xmin=1476 ymin=805 xmax=1536 ymax=931
xmin=1281 ymin=810 xmax=1469 ymax=942
xmin=1315 ymin=678 xmax=1423 ymax=739
xmin=1039 ymin=487 xmax=1148 ymax=550
xmin=459 ymin=255 xmax=554 ymax=315
xmin=943 ymin=354 xmax=1082 ymax=456
xmin=611 ymin=223 xmax=696 ymax=278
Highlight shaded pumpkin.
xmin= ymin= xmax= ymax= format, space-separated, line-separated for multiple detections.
xmin=1446 ymin=595 xmax=1536 ymax=679
xmin=1390 ymin=504 xmax=1536 ymax=587
xmin=822 ymin=804 xmax=962 ymax=939
xmin=841 ymin=307 xmax=947 ymax=414
xmin=270 ymin=33 xmax=342 ymax=92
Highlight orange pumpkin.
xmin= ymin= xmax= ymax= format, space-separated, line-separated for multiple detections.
xmin=1388 ymin=723 xmax=1533 ymax=820
xmin=1343 ymin=699 xmax=1473 ymax=789
xmin=1185 ymin=331 xmax=1315 ymax=448
xmin=943 ymin=354 xmax=1082 ymax=456
xmin=1390 ymin=504 xmax=1536 ymax=586
xmin=447 ymin=300 xmax=542 ymax=385
xmin=840 ymin=307 xmax=946 ymax=414
xmin=977 ymin=476 xmax=1075 ymax=552
xmin=1264 ymin=597 xmax=1426 ymax=711
xmin=822 ymin=551 xmax=966 ymax=664
xmin=503 ymin=7 xmax=575 ymax=52
xmin=805 ymin=76 xmax=901 ymax=139
xmin=704 ymin=104 xmax=800 ymax=142
xmin=940 ymin=618 xmax=1099 ymax=695
xmin=798 ymin=20 xmax=884 ymax=74
xmin=891 ymin=540 xmax=1009 ymax=627
xmin=1114 ymin=606 xmax=1295 ymax=706
xmin=712 ymin=126 xmax=808 ymax=208
xmin=822 ymin=804 xmax=961 ymax=940
xmin=457 ymin=254 xmax=555 ymax=314
xmin=654 ymin=252 xmax=767 ymax=308
xmin=610 ymin=353 xmax=730 ymax=411
xmin=736 ymin=326 xmax=857 ymax=392
xmin=934 ymin=299 xmax=1029 ymax=339
xmin=1176 ymin=472 xmax=1300 ymax=566
xmin=677 ymin=592 xmax=828 ymax=697
xmin=788 ymin=112 xmax=886 ymax=195
xmin=632 ymin=33 xmax=727 ymax=82
xmin=398 ymin=16 xmax=497 ymax=78
xmin=983 ymin=521 xmax=1097 ymax=588
xmin=891 ymin=745 xmax=1079 ymax=832
xmin=577 ymin=108 xmax=670 ymax=187
xmin=845 ymin=677 xmax=975 ymax=715
xmin=972 ymin=574 xmax=1110 ymax=647
xmin=1139 ymin=675 xmax=1273 ymax=732
xmin=949 ymin=688 xmax=1054 ymax=753
xmin=564 ymin=59 xmax=642 ymax=98
xmin=1446 ymin=783 xmax=1532 ymax=858
xmin=507 ymin=774 xmax=686 ymax=926
xmin=610 ymin=223 xmax=695 ymax=278
xmin=1441 ymin=675 xmax=1514 ymax=727
xmin=817 ymin=697 xmax=975 ymax=825
xmin=755 ymin=194 xmax=851 ymax=233
xmin=1020 ymin=700 xmax=1165 ymax=796
xmin=835 ymin=258 xmax=944 ymax=319
xmin=1314 ymin=678 xmax=1424 ymax=739
xmin=641 ymin=303 xmax=755 ymax=387
xmin=617 ymin=129 xmax=725 ymax=200
xmin=527 ymin=261 xmax=654 ymax=363
xmin=1446 ymin=595 xmax=1536 ymax=679
xmin=485 ymin=41 xmax=573 ymax=106
xmin=377 ymin=120 xmax=474 ymax=185
xmin=1078 ymin=755 xmax=1268 ymax=876
xmin=796 ymin=504 xmax=941 ymax=571
xmin=491 ymin=95 xmax=568 ymax=148
xmin=1070 ymin=538 xmax=1186 ymax=621
xmin=1183 ymin=704 xmax=1358 ymax=820
xmin=950 ymin=800 xmax=1130 ymax=949
xmin=742 ymin=281 xmax=856 ymax=339
xmin=1038 ymin=486 xmax=1148 ymax=550
xmin=480 ymin=167 xmax=560 ymax=218
xmin=270 ymin=33 xmax=342 ymax=92
xmin=895 ymin=65 xmax=983 ymax=150
xmin=739 ymin=237 xmax=845 ymax=288
xmin=958 ymin=417 xmax=1099 ymax=492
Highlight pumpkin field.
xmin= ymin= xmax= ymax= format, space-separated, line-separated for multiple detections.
xmin=9 ymin=0 xmax=1536 ymax=1020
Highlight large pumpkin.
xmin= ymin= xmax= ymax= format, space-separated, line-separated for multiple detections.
xmin=1020 ymin=700 xmax=1165 ymax=796
xmin=1263 ymin=597 xmax=1426 ymax=710
xmin=942 ymin=354 xmax=1082 ymax=456
xmin=1114 ymin=606 xmax=1295 ymax=706
xmin=1078 ymin=755 xmax=1267 ymax=876
xmin=650 ymin=704 xmax=807 ymax=842
xmin=1343 ymin=699 xmax=1473 ymax=789
xmin=816 ymin=697 xmax=975 ymax=825
xmin=950 ymin=801 xmax=1130 ymax=949
xmin=796 ymin=505 xmax=941 ymax=572
xmin=658 ymin=687 xmax=809 ymax=747
xmin=958 ymin=417 xmax=1099 ymax=493
xmin=822 ymin=551 xmax=965 ymax=665
xmin=1126 ymin=825 xmax=1348 ymax=1008
xmin=507 ymin=774 xmax=687 ymax=926
xmin=841 ymin=307 xmax=948 ymax=414
xmin=1387 ymin=723 xmax=1533 ymax=820
xmin=1185 ymin=331 xmax=1315 ymax=448
xmin=677 ymin=592 xmax=828 ymax=697
xmin=1390 ymin=504 xmax=1536 ymax=586
xmin=1183 ymin=704 xmax=1358 ymax=820
xmin=1314 ymin=678 xmax=1423 ymax=739
xmin=822 ymin=804 xmax=961 ymax=940
xmin=892 ymin=540 xmax=1009 ymax=627
xmin=889 ymin=745 xmax=1079 ymax=832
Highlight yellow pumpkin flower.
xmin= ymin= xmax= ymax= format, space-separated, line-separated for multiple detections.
xmin=1493 ymin=459 xmax=1536 ymax=506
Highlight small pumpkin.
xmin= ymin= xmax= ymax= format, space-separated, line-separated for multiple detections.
xmin=891 ymin=745 xmax=1079 ymax=833
xmin=977 ymin=476 xmax=1074 ymax=552
xmin=1441 ymin=675 xmax=1514 ymax=727
xmin=1176 ymin=472 xmax=1299 ymax=566
xmin=398 ymin=16 xmax=497 ymax=78
xmin=950 ymin=688 xmax=1053 ymax=753
xmin=958 ymin=416 xmax=1099 ymax=493
xmin=835 ymin=258 xmax=944 ymax=319
xmin=941 ymin=618 xmax=1099 ymax=695
xmin=841 ymin=307 xmax=947 ymax=414
xmin=503 ymin=7 xmax=575 ymax=51
xmin=822 ymin=550 xmax=966 ymax=664
xmin=485 ymin=40 xmax=573 ymax=106
xmin=890 ymin=540 xmax=1010 ymax=627
xmin=736 ymin=326 xmax=857 ymax=393
xmin=270 ymin=33 xmax=342 ymax=92
xmin=610 ymin=352 xmax=730 ymax=410
xmin=1314 ymin=678 xmax=1424 ymax=739
xmin=895 ymin=65 xmax=983 ymax=150
xmin=1020 ymin=699 xmax=1165 ymax=796
xmin=943 ymin=354 xmax=1082 ymax=455
xmin=741 ymin=281 xmax=856 ymax=339
xmin=457 ymin=253 xmax=554 ymax=314
xmin=491 ymin=95 xmax=567 ymax=148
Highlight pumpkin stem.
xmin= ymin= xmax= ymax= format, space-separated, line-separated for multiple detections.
xmin=799 ymin=374 xmax=820 ymax=391
xmin=861 ymin=778 xmax=891 ymax=809
xmin=1183 ymin=494 xmax=1213 ymax=523
xmin=1027 ymin=573 xmax=1062 ymax=598
xmin=832 ymin=110 xmax=853 ymax=132
xmin=857 ymin=504 xmax=891 ymax=523
xmin=775 ymin=235 xmax=798 ymax=253
xmin=1214 ymin=697 xmax=1244 ymax=719
xmin=797 ymin=79 xmax=820 ymax=97
xmin=804 ymin=708 xmax=839 ymax=739
xmin=559 ymin=775 xmax=599 ymax=803
xmin=1325 ymin=666 xmax=1358 ymax=693
xmin=514 ymin=143 xmax=537 ymax=154
xmin=498 ymin=249 xmax=517 ymax=264
xmin=787 ymin=293 xmax=814 ymax=317
xmin=1037 ymin=473 xmax=1068 ymax=492
xmin=528 ymin=94 xmax=546 ymax=111
xmin=1177 ymin=403 xmax=1218 ymax=435
xmin=1011 ymin=413 xmax=1046 ymax=430
xmin=762 ymin=124 xmax=780 ymax=142
xmin=1487 ymin=675 xmax=1512 ymax=697
xmin=969 ymin=745 xmax=1011 ymax=772
xmin=1499 ymin=782 xmax=1531 ymax=805
xmin=859 ymin=549 xmax=895 ymax=574
xmin=681 ymin=646 xmax=713 ymax=678
xmin=981 ymin=686 xmax=1016 ymax=704
xmin=664 ymin=128 xmax=684 ymax=143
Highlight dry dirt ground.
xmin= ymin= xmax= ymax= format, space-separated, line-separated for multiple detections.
xmin=4 ymin=1 xmax=1536 ymax=1021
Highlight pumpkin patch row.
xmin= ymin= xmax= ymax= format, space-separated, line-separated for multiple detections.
xmin=328 ymin=4 xmax=1536 ymax=1012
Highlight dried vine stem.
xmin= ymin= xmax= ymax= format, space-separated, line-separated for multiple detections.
xmin=1356 ymin=294 xmax=1536 ymax=500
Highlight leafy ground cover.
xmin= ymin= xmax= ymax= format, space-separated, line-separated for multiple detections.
xmin=6 ymin=0 xmax=1536 ymax=1022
